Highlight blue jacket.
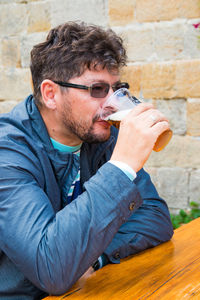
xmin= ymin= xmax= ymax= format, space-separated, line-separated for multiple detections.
xmin=0 ymin=95 xmax=173 ymax=299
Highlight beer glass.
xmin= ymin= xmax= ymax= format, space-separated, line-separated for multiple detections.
xmin=100 ymin=88 xmax=173 ymax=152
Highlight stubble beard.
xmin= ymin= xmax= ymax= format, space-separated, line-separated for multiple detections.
xmin=61 ymin=105 xmax=110 ymax=144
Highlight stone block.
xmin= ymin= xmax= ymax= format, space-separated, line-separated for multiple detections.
xmin=121 ymin=64 xmax=141 ymax=97
xmin=175 ymin=60 xmax=200 ymax=98
xmin=27 ymin=1 xmax=51 ymax=33
xmin=121 ymin=24 xmax=155 ymax=62
xmin=189 ymin=169 xmax=200 ymax=204
xmin=154 ymin=21 xmax=185 ymax=61
xmin=187 ymin=98 xmax=200 ymax=136
xmin=0 ymin=67 xmax=32 ymax=101
xmin=146 ymin=135 xmax=200 ymax=169
xmin=135 ymin=0 xmax=200 ymax=22
xmin=140 ymin=60 xmax=200 ymax=99
xmin=155 ymin=99 xmax=187 ymax=135
xmin=145 ymin=167 xmax=190 ymax=210
xmin=0 ymin=37 xmax=21 ymax=67
xmin=20 ymin=32 xmax=48 ymax=68
xmin=20 ymin=0 xmax=41 ymax=2
xmin=0 ymin=100 xmax=19 ymax=114
xmin=51 ymin=0 xmax=108 ymax=28
xmin=144 ymin=166 xmax=189 ymax=211
xmin=0 ymin=4 xmax=27 ymax=36
xmin=140 ymin=62 xmax=177 ymax=99
xmin=0 ymin=0 xmax=17 ymax=3
xmin=184 ymin=20 xmax=200 ymax=59
xmin=108 ymin=0 xmax=134 ymax=26
xmin=155 ymin=167 xmax=189 ymax=210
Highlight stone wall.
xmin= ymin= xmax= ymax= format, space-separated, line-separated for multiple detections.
xmin=0 ymin=0 xmax=200 ymax=212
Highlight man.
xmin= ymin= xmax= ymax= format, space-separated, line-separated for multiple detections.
xmin=0 ymin=21 xmax=173 ymax=299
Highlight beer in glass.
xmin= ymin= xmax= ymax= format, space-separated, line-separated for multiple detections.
xmin=101 ymin=88 xmax=172 ymax=152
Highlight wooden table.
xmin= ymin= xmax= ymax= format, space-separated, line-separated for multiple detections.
xmin=44 ymin=218 xmax=200 ymax=299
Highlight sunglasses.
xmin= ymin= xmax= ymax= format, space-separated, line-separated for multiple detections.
xmin=52 ymin=80 xmax=129 ymax=98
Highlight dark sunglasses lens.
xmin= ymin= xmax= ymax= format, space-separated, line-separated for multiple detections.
xmin=91 ymin=83 xmax=110 ymax=98
xmin=114 ymin=82 xmax=130 ymax=91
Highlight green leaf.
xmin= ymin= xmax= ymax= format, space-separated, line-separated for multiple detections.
xmin=189 ymin=201 xmax=199 ymax=208
xmin=191 ymin=210 xmax=200 ymax=219
xmin=183 ymin=216 xmax=193 ymax=223
xmin=179 ymin=209 xmax=187 ymax=218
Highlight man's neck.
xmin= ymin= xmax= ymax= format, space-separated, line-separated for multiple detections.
xmin=50 ymin=138 xmax=82 ymax=152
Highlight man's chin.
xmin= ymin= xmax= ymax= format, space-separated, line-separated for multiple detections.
xmin=95 ymin=122 xmax=111 ymax=141
xmin=82 ymin=126 xmax=111 ymax=144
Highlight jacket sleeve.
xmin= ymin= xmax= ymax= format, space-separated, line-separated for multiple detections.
xmin=0 ymin=140 xmax=143 ymax=295
xmin=103 ymin=167 xmax=174 ymax=264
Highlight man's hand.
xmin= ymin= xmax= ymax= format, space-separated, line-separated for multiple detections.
xmin=111 ymin=103 xmax=170 ymax=173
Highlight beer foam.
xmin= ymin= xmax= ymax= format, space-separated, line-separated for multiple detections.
xmin=105 ymin=109 xmax=132 ymax=121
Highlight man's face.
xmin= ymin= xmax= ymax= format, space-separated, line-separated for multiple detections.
xmin=55 ymin=67 xmax=120 ymax=144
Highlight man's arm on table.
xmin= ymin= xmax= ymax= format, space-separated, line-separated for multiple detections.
xmin=95 ymin=103 xmax=174 ymax=266
xmin=102 ymin=165 xmax=173 ymax=265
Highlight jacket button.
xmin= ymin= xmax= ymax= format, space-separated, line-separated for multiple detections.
xmin=129 ymin=201 xmax=135 ymax=211
xmin=114 ymin=252 xmax=120 ymax=259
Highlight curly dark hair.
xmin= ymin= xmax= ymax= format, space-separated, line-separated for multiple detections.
xmin=30 ymin=21 xmax=127 ymax=105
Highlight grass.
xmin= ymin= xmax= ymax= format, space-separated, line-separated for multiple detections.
xmin=170 ymin=202 xmax=200 ymax=229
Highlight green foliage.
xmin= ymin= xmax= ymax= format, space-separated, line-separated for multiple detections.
xmin=170 ymin=202 xmax=200 ymax=229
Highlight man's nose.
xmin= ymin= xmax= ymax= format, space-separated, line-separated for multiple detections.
xmin=108 ymin=85 xmax=115 ymax=97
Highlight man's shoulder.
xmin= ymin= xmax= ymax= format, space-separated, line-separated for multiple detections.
xmin=0 ymin=96 xmax=31 ymax=133
xmin=0 ymin=95 xmax=41 ymax=152
xmin=0 ymin=95 xmax=44 ymax=140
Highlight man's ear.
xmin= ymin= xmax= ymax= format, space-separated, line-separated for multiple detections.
xmin=40 ymin=79 xmax=58 ymax=110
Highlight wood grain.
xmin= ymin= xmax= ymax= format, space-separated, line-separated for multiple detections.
xmin=44 ymin=218 xmax=200 ymax=299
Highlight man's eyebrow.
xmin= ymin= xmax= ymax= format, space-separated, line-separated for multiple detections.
xmin=89 ymin=79 xmax=121 ymax=84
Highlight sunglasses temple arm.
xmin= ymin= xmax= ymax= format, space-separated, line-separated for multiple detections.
xmin=53 ymin=81 xmax=89 ymax=90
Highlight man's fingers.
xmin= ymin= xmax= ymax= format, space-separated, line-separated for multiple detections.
xmin=126 ymin=104 xmax=169 ymax=127
xmin=151 ymin=120 xmax=170 ymax=137
xmin=126 ymin=103 xmax=154 ymax=118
